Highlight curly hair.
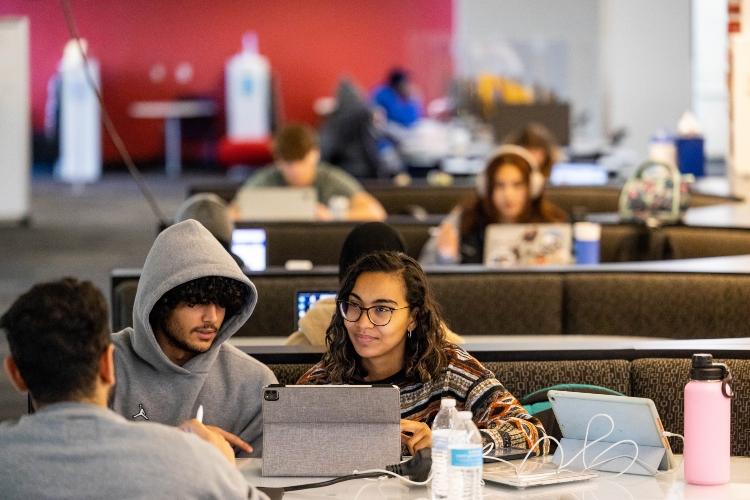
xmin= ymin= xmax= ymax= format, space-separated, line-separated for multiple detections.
xmin=1 ymin=278 xmax=110 ymax=405
xmin=149 ymin=276 xmax=249 ymax=334
xmin=322 ymin=251 xmax=448 ymax=383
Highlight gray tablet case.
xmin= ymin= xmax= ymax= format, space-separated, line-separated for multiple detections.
xmin=261 ymin=385 xmax=401 ymax=476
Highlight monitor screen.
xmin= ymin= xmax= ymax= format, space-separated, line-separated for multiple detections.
xmin=231 ymin=228 xmax=267 ymax=271
xmin=295 ymin=290 xmax=337 ymax=328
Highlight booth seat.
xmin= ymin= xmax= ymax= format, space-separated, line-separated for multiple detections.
xmin=231 ymin=221 xmax=750 ymax=267
xmin=111 ymin=268 xmax=750 ymax=339
xmin=187 ymin=181 xmax=735 ymax=216
xmin=261 ymin=355 xmax=750 ymax=456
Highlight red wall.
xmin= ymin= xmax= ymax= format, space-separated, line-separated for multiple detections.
xmin=3 ymin=0 xmax=452 ymax=162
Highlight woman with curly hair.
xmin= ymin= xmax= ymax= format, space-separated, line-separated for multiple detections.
xmin=297 ymin=251 xmax=547 ymax=455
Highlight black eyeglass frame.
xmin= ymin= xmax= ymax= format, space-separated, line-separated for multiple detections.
xmin=337 ymin=300 xmax=410 ymax=327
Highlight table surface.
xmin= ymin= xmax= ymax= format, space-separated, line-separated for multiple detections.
xmin=128 ymin=99 xmax=216 ymax=119
xmin=587 ymin=201 xmax=750 ymax=230
xmin=229 ymin=334 xmax=750 ymax=351
xmin=238 ymin=455 xmax=750 ymax=499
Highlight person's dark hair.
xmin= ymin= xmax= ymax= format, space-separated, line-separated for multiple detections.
xmin=504 ymin=122 xmax=559 ymax=178
xmin=0 ymin=278 xmax=110 ymax=405
xmin=337 ymin=222 xmax=407 ymax=282
xmin=273 ymin=123 xmax=319 ymax=162
xmin=387 ymin=68 xmax=409 ymax=89
xmin=149 ymin=276 xmax=249 ymax=335
xmin=323 ymin=251 xmax=448 ymax=383
xmin=459 ymin=151 xmax=566 ymax=238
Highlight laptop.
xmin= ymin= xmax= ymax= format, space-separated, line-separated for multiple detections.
xmin=230 ymin=228 xmax=267 ymax=271
xmin=261 ymin=385 xmax=401 ymax=476
xmin=483 ymin=460 xmax=597 ymax=488
xmin=235 ymin=187 xmax=316 ymax=221
xmin=483 ymin=223 xmax=573 ymax=267
xmin=295 ymin=290 xmax=337 ymax=330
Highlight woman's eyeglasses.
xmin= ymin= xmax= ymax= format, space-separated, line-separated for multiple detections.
xmin=338 ymin=300 xmax=409 ymax=327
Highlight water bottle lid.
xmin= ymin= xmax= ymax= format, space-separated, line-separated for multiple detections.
xmin=690 ymin=353 xmax=725 ymax=380
xmin=440 ymin=397 xmax=456 ymax=408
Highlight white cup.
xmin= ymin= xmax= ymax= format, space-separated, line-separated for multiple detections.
xmin=328 ymin=195 xmax=350 ymax=220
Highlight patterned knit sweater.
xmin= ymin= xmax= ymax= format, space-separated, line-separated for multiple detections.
xmin=296 ymin=344 xmax=549 ymax=455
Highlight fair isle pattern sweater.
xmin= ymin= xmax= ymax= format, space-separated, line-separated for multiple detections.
xmin=297 ymin=344 xmax=549 ymax=455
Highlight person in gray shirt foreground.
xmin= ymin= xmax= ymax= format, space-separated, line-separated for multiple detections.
xmin=0 ymin=277 xmax=268 ymax=499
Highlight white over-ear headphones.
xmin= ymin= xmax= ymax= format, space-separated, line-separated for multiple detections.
xmin=475 ymin=144 xmax=546 ymax=200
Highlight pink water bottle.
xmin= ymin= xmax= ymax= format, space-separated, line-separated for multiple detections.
xmin=684 ymin=353 xmax=734 ymax=485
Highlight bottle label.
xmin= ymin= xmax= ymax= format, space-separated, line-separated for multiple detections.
xmin=450 ymin=446 xmax=483 ymax=468
xmin=433 ymin=432 xmax=450 ymax=450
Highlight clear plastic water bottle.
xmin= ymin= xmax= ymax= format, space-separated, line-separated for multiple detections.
xmin=684 ymin=353 xmax=734 ymax=485
xmin=431 ymin=398 xmax=457 ymax=500
xmin=448 ymin=411 xmax=483 ymax=500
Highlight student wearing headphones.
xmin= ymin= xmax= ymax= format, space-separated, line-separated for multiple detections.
xmin=420 ymin=145 xmax=567 ymax=265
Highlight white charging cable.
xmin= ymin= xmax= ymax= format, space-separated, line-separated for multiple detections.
xmin=560 ymin=413 xmax=640 ymax=477
xmin=351 ymin=468 xmax=432 ymax=486
xmin=357 ymin=414 xmax=681 ymax=487
xmin=482 ymin=413 xmax=645 ymax=478
xmin=483 ymin=434 xmax=566 ymax=476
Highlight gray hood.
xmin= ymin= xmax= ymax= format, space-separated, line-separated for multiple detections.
xmin=131 ymin=219 xmax=256 ymax=374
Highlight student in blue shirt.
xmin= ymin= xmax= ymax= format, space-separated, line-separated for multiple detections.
xmin=371 ymin=68 xmax=422 ymax=128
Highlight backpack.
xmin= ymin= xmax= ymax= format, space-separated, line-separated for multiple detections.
xmin=619 ymin=160 xmax=693 ymax=227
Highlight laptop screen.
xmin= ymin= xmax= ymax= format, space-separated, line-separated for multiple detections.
xmin=295 ymin=290 xmax=337 ymax=329
xmin=483 ymin=223 xmax=573 ymax=267
xmin=235 ymin=187 xmax=317 ymax=221
xmin=231 ymin=228 xmax=267 ymax=271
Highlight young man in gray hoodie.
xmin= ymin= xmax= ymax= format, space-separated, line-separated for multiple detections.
xmin=0 ymin=278 xmax=267 ymax=499
xmin=111 ymin=219 xmax=278 ymax=457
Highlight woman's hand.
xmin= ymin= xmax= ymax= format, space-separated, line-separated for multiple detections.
xmin=436 ymin=222 xmax=459 ymax=261
xmin=400 ymin=419 xmax=432 ymax=455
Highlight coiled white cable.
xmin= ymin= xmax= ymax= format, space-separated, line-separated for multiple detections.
xmin=482 ymin=413 xmax=648 ymax=478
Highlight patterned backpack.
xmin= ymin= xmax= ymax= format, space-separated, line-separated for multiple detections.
xmin=619 ymin=160 xmax=693 ymax=226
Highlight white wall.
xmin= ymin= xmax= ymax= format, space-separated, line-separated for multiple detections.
xmin=600 ymin=0 xmax=692 ymax=156
xmin=454 ymin=0 xmax=602 ymax=142
xmin=455 ymin=0 xmax=694 ymax=159
xmin=0 ymin=17 xmax=30 ymax=222
xmin=692 ymin=0 xmax=727 ymax=158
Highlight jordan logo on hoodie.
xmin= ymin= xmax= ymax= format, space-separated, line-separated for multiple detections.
xmin=132 ymin=403 xmax=149 ymax=420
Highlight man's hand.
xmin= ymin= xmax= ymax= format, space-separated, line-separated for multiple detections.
xmin=315 ymin=203 xmax=333 ymax=221
xmin=400 ymin=419 xmax=432 ymax=455
xmin=204 ymin=424 xmax=253 ymax=455
xmin=178 ymin=419 xmax=237 ymax=464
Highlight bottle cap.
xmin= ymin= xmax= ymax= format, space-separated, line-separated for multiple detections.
xmin=690 ymin=353 xmax=725 ymax=381
xmin=440 ymin=398 xmax=456 ymax=408
xmin=241 ymin=32 xmax=259 ymax=54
